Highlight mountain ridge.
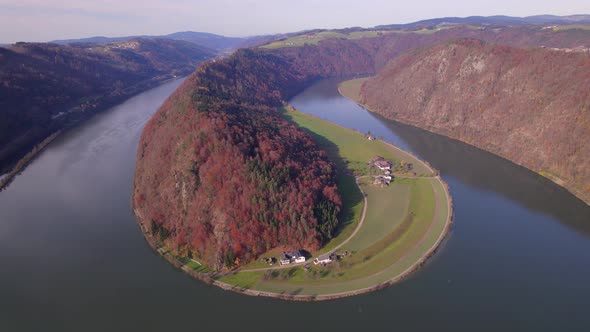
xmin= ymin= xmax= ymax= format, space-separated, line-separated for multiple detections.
xmin=376 ymin=14 xmax=590 ymax=30
xmin=51 ymin=31 xmax=242 ymax=51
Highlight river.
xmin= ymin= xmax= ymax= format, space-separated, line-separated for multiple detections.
xmin=1 ymin=78 xmax=589 ymax=331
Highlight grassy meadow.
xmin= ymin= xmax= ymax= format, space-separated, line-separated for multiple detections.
xmin=215 ymin=108 xmax=450 ymax=296
xmin=261 ymin=30 xmax=392 ymax=49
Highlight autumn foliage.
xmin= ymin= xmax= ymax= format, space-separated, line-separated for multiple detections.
xmin=133 ymin=49 xmax=356 ymax=269
xmin=0 ymin=38 xmax=214 ymax=172
xmin=133 ymin=27 xmax=590 ymax=269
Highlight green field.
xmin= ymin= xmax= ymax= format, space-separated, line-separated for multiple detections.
xmin=215 ymin=108 xmax=451 ymax=297
xmin=262 ymin=30 xmax=393 ymax=49
xmin=261 ymin=27 xmax=466 ymax=49
xmin=552 ymin=24 xmax=590 ymax=31
xmin=283 ymin=107 xmax=433 ymax=177
xmin=342 ymin=180 xmax=410 ymax=252
xmin=338 ymin=77 xmax=368 ymax=102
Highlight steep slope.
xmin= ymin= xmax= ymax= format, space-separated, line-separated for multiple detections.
xmin=133 ymin=26 xmax=590 ymax=270
xmin=0 ymin=38 xmax=214 ymax=173
xmin=133 ymin=49 xmax=360 ymax=269
xmin=359 ymin=39 xmax=590 ymax=204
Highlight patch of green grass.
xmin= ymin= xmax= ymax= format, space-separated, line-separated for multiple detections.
xmin=338 ymin=78 xmax=368 ymax=104
xmin=177 ymin=256 xmax=212 ymax=273
xmin=342 ymin=182 xmax=410 ymax=252
xmin=262 ymin=30 xmax=392 ymax=49
xmin=262 ymin=31 xmax=346 ymax=49
xmin=253 ymin=178 xmax=446 ymax=295
xmin=216 ymin=271 xmax=263 ymax=289
xmin=283 ymin=107 xmax=433 ymax=176
xmin=319 ymin=172 xmax=364 ymax=253
xmin=238 ymin=247 xmax=285 ymax=270
xmin=553 ymin=24 xmax=590 ymax=31
xmin=347 ymin=31 xmax=388 ymax=39
xmin=414 ymin=28 xmax=437 ymax=34
xmin=331 ymin=178 xmax=436 ymax=280
xmin=338 ymin=77 xmax=368 ymax=102
xmin=222 ymin=108 xmax=450 ymax=296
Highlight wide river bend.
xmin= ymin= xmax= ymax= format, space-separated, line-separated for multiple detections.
xmin=1 ymin=78 xmax=589 ymax=331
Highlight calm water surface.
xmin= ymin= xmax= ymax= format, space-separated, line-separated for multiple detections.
xmin=1 ymin=78 xmax=589 ymax=331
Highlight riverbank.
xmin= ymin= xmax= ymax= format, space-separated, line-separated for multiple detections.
xmin=137 ymin=103 xmax=453 ymax=301
xmin=339 ymin=77 xmax=590 ymax=206
xmin=0 ymin=75 xmax=184 ymax=192
xmin=0 ymin=131 xmax=61 ymax=191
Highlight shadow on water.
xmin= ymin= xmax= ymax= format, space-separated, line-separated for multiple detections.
xmin=365 ymin=107 xmax=590 ymax=237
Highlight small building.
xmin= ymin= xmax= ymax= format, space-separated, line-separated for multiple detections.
xmin=279 ymin=253 xmax=291 ymax=265
xmin=292 ymin=250 xmax=306 ymax=263
xmin=280 ymin=250 xmax=306 ymax=265
xmin=374 ymin=160 xmax=392 ymax=170
xmin=313 ymin=254 xmax=333 ymax=265
xmin=374 ymin=176 xmax=391 ymax=187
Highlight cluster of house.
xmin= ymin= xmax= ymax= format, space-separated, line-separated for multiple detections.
xmin=276 ymin=250 xmax=350 ymax=267
xmin=279 ymin=250 xmax=306 ymax=266
xmin=370 ymin=156 xmax=393 ymax=186
xmin=313 ymin=253 xmax=334 ymax=265
xmin=313 ymin=251 xmax=348 ymax=265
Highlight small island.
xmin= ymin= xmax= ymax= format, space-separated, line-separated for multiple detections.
xmin=137 ymin=97 xmax=453 ymax=301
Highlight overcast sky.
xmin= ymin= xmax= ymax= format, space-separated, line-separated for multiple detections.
xmin=0 ymin=0 xmax=588 ymax=43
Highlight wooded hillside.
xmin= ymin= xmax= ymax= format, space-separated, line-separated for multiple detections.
xmin=360 ymin=39 xmax=590 ymax=203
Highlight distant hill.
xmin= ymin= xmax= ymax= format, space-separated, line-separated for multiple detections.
xmin=51 ymin=31 xmax=262 ymax=52
xmin=377 ymin=14 xmax=590 ymax=30
xmin=0 ymin=38 xmax=215 ymax=173
xmin=163 ymin=31 xmax=245 ymax=51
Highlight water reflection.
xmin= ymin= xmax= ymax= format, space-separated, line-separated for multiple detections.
xmin=371 ymin=112 xmax=590 ymax=237
xmin=290 ymin=78 xmax=590 ymax=238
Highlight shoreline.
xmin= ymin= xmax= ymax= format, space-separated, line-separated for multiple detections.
xmin=133 ymin=107 xmax=454 ymax=301
xmin=337 ymin=82 xmax=590 ymax=207
xmin=0 ymin=131 xmax=61 ymax=192
xmin=0 ymin=75 xmax=185 ymax=193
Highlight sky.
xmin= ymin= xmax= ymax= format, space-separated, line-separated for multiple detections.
xmin=0 ymin=0 xmax=588 ymax=43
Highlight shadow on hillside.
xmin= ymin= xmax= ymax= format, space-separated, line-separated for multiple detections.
xmin=281 ymin=109 xmax=364 ymax=241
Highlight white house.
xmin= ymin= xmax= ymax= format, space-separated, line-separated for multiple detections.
xmin=279 ymin=253 xmax=291 ymax=265
xmin=280 ymin=250 xmax=306 ymax=265
xmin=313 ymin=254 xmax=333 ymax=265
xmin=374 ymin=160 xmax=391 ymax=170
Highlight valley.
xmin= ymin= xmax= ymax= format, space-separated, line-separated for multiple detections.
xmin=2 ymin=12 xmax=590 ymax=330
xmin=0 ymin=38 xmax=215 ymax=181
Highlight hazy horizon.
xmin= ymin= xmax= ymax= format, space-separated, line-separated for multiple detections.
xmin=1 ymin=0 xmax=589 ymax=43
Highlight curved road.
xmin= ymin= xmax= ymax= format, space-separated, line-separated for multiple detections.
xmin=210 ymin=149 xmax=453 ymax=300
xmin=240 ymin=176 xmax=370 ymax=273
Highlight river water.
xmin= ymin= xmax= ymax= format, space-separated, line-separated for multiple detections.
xmin=1 ymin=78 xmax=589 ymax=331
